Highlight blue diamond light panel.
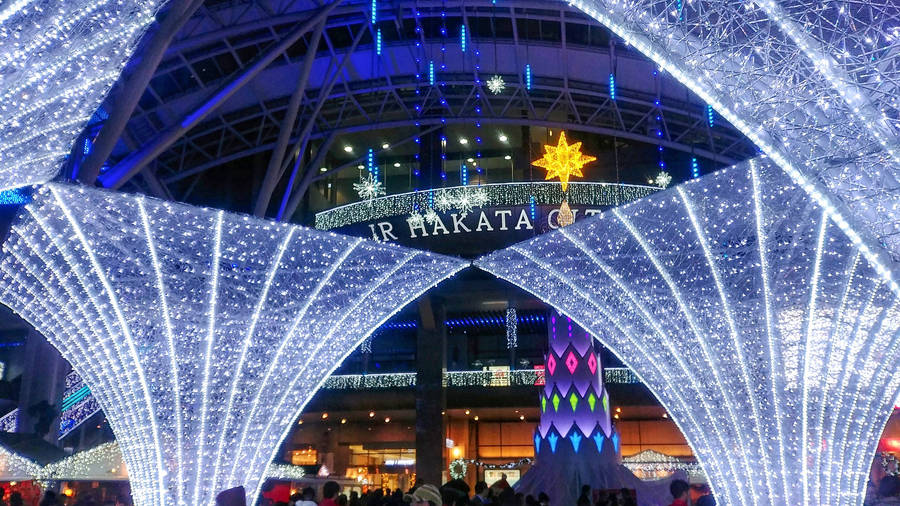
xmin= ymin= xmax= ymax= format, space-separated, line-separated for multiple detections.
xmin=0 ymin=183 xmax=466 ymax=506
xmin=0 ymin=0 xmax=168 ymax=191
xmin=569 ymin=0 xmax=900 ymax=266
xmin=477 ymin=159 xmax=900 ymax=506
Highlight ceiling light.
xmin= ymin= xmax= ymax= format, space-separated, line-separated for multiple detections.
xmin=499 ymin=134 xmax=509 ymax=142
xmin=504 ymin=155 xmax=512 ymax=160
xmin=467 ymin=158 xmax=474 ymax=163
xmin=459 ymin=138 xmax=468 ymax=145
xmin=473 ymin=416 xmax=479 ymax=421
xmin=357 ymin=164 xmax=365 ymax=170
xmin=394 ymin=162 xmax=401 ymax=167
xmin=344 ymin=146 xmax=353 ymax=153
xmin=384 ymin=417 xmax=391 ymax=423
xmin=320 ymin=167 xmax=328 ymax=172
xmin=464 ymin=409 xmax=470 ymax=415
xmin=519 ymin=415 xmax=525 ymax=421
xmin=341 ymin=418 xmax=347 ymax=424
xmin=322 ymin=413 xmax=328 ymax=419
xmin=382 ymin=143 xmax=390 ymax=149
xmin=369 ymin=411 xmax=375 ymax=418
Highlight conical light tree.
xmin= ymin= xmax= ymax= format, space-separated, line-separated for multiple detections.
xmin=0 ymin=183 xmax=467 ymax=506
xmin=478 ymin=159 xmax=900 ymax=505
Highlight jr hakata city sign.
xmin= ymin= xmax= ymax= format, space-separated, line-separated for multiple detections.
xmin=315 ymin=182 xmax=658 ymax=257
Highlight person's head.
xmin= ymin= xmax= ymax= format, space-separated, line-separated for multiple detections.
xmin=581 ymin=485 xmax=590 ymax=496
xmin=669 ymin=480 xmax=689 ymax=501
xmin=537 ymin=493 xmax=549 ymax=505
xmin=696 ymin=495 xmax=716 ymax=506
xmin=10 ymin=491 xmax=24 ymax=506
xmin=879 ymin=476 xmax=900 ymax=498
xmin=303 ymin=487 xmax=316 ymax=500
xmin=338 ymin=494 xmax=349 ymax=506
xmin=324 ymin=482 xmax=341 ymax=500
xmin=404 ymin=484 xmax=442 ymax=506
xmin=500 ymin=474 xmax=507 ymax=481
xmin=474 ymin=482 xmax=488 ymax=497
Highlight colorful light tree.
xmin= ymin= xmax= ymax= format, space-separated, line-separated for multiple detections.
xmin=0 ymin=183 xmax=466 ymax=506
xmin=516 ymin=312 xmax=675 ymax=506
xmin=478 ymin=158 xmax=900 ymax=505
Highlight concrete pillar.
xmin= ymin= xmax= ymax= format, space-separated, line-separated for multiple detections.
xmin=18 ymin=329 xmax=68 ymax=442
xmin=415 ymin=296 xmax=446 ymax=486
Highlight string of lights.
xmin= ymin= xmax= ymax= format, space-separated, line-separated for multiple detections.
xmin=0 ymin=183 xmax=466 ymax=506
xmin=317 ymin=182 xmax=657 ymax=230
xmin=477 ymin=158 xmax=900 ymax=505
xmin=0 ymin=0 xmax=166 ymax=191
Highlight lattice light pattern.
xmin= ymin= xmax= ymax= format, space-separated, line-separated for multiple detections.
xmin=0 ymin=0 xmax=167 ymax=191
xmin=0 ymin=183 xmax=466 ymax=506
xmin=569 ymin=0 xmax=900 ymax=269
xmin=477 ymin=158 xmax=900 ymax=505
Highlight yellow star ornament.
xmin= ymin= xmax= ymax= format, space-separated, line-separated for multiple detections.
xmin=532 ymin=132 xmax=596 ymax=191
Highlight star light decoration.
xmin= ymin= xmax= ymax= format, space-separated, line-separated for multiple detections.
xmin=0 ymin=0 xmax=167 ymax=191
xmin=354 ymin=173 xmax=386 ymax=201
xmin=487 ymin=75 xmax=506 ymax=94
xmin=0 ymin=183 xmax=466 ymax=506
xmin=533 ymin=132 xmax=596 ymax=192
xmin=568 ymin=0 xmax=900 ymax=268
xmin=477 ymin=158 xmax=900 ymax=506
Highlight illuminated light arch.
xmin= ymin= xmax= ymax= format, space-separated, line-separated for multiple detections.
xmin=0 ymin=0 xmax=169 ymax=191
xmin=0 ymin=183 xmax=466 ymax=506
xmin=568 ymin=0 xmax=900 ymax=280
xmin=477 ymin=158 xmax=900 ymax=505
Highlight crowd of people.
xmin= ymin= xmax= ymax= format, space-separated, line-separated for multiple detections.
xmin=275 ymin=477 xmax=551 ymax=506
xmin=0 ymin=489 xmax=119 ymax=506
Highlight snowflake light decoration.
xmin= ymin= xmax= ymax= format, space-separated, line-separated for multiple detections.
xmin=435 ymin=190 xmax=455 ymax=212
xmin=407 ymin=211 xmax=425 ymax=229
xmin=354 ymin=174 xmax=386 ymax=201
xmin=487 ymin=75 xmax=506 ymax=94
xmin=654 ymin=171 xmax=672 ymax=189
xmin=424 ymin=208 xmax=439 ymax=225
xmin=0 ymin=183 xmax=466 ymax=506
xmin=533 ymin=132 xmax=596 ymax=192
xmin=0 ymin=0 xmax=167 ymax=191
xmin=478 ymin=158 xmax=900 ymax=505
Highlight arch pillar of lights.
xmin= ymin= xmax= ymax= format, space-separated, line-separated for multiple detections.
xmin=477 ymin=158 xmax=900 ymax=505
xmin=0 ymin=184 xmax=466 ymax=506
xmin=567 ymin=0 xmax=900 ymax=279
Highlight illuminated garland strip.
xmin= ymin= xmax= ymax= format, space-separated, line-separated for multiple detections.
xmin=320 ymin=368 xmax=639 ymax=390
xmin=316 ymin=182 xmax=657 ymax=230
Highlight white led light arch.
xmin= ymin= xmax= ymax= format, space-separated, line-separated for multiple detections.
xmin=0 ymin=0 xmax=169 ymax=191
xmin=568 ymin=0 xmax=900 ymax=273
xmin=477 ymin=159 xmax=900 ymax=506
xmin=0 ymin=183 xmax=466 ymax=506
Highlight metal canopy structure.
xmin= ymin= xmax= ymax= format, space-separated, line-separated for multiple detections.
xmin=477 ymin=159 xmax=900 ymax=505
xmin=71 ymin=0 xmax=755 ymax=215
xmin=0 ymin=183 xmax=466 ymax=505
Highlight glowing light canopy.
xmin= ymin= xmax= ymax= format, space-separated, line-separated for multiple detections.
xmin=0 ymin=183 xmax=466 ymax=506
xmin=0 ymin=0 xmax=168 ymax=191
xmin=569 ymin=0 xmax=900 ymax=272
xmin=477 ymin=159 xmax=900 ymax=505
